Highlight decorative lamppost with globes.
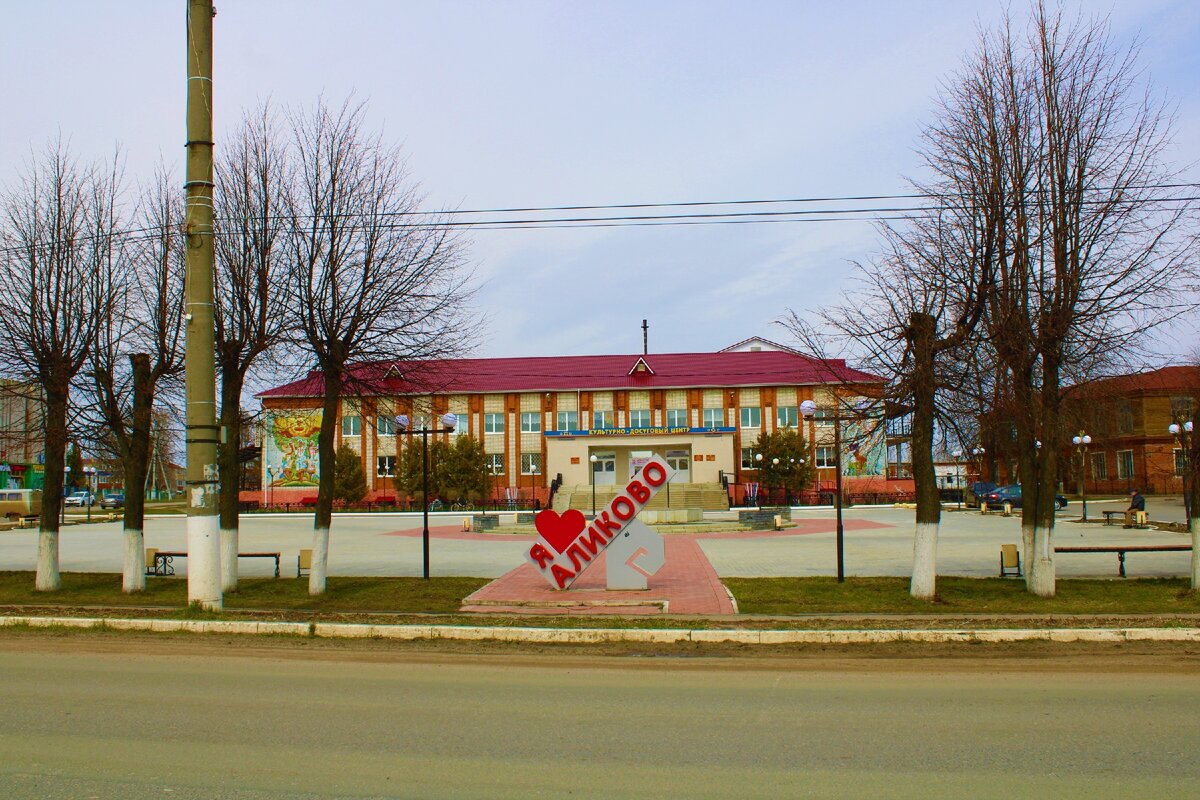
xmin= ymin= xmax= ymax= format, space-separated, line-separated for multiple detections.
xmin=589 ymin=454 xmax=598 ymax=517
xmin=394 ymin=412 xmax=458 ymax=580
xmin=1169 ymin=420 xmax=1193 ymax=530
xmin=951 ymin=450 xmax=964 ymax=509
xmin=61 ymin=465 xmax=70 ymax=526
xmin=83 ymin=465 xmax=96 ymax=522
xmin=801 ymin=399 xmax=845 ymax=582
xmin=1071 ymin=431 xmax=1092 ymax=521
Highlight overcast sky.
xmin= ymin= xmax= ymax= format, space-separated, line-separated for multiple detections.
xmin=3 ymin=1 xmax=1197 ymax=362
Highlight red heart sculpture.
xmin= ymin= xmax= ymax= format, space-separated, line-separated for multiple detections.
xmin=535 ymin=509 xmax=587 ymax=553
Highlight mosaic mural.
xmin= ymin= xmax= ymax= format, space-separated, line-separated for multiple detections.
xmin=843 ymin=417 xmax=886 ymax=477
xmin=263 ymin=409 xmax=322 ymax=487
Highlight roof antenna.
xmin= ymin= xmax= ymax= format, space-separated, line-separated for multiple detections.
xmin=642 ymin=319 xmax=648 ymax=355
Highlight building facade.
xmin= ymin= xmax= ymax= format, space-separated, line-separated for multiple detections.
xmin=257 ymin=345 xmax=902 ymax=506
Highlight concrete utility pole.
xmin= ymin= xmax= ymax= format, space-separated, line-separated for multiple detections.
xmin=184 ymin=0 xmax=221 ymax=609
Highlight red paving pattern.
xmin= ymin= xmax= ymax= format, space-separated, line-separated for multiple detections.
xmin=461 ymin=537 xmax=738 ymax=616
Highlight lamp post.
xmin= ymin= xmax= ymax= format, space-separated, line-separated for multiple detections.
xmin=589 ymin=454 xmax=598 ymax=517
xmin=1169 ymin=420 xmax=1193 ymax=530
xmin=951 ymin=450 xmax=963 ymax=509
xmin=395 ymin=412 xmax=458 ymax=579
xmin=83 ymin=465 xmax=96 ymax=522
xmin=1071 ymin=431 xmax=1092 ymax=521
xmin=62 ymin=465 xmax=70 ymax=526
xmin=754 ymin=452 xmax=763 ymax=507
xmin=801 ymin=399 xmax=844 ymax=583
xmin=265 ymin=466 xmax=274 ymax=510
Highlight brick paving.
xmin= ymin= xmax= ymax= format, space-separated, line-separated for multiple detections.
xmin=461 ymin=536 xmax=737 ymax=616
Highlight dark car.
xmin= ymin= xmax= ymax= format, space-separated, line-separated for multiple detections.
xmin=981 ymin=484 xmax=1068 ymax=511
xmin=99 ymin=493 xmax=125 ymax=509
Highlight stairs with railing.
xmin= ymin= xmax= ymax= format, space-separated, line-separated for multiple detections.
xmin=552 ymin=482 xmax=730 ymax=513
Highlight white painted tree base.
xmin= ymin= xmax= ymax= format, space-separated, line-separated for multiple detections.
xmin=1027 ymin=524 xmax=1056 ymax=597
xmin=122 ymin=529 xmax=145 ymax=593
xmin=909 ymin=522 xmax=939 ymax=599
xmin=220 ymin=527 xmax=239 ymax=593
xmin=35 ymin=529 xmax=60 ymax=591
xmin=187 ymin=515 xmax=222 ymax=610
xmin=309 ymin=527 xmax=330 ymax=596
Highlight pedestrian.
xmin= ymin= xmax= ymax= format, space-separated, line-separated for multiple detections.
xmin=1123 ymin=489 xmax=1146 ymax=528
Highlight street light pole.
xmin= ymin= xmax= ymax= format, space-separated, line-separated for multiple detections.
xmin=395 ymin=413 xmax=458 ymax=579
xmin=589 ymin=454 xmax=598 ymax=517
xmin=951 ymin=450 xmax=963 ymax=509
xmin=83 ymin=465 xmax=96 ymax=522
xmin=1072 ymin=431 xmax=1092 ymax=522
xmin=802 ymin=399 xmax=844 ymax=583
xmin=1169 ymin=420 xmax=1193 ymax=530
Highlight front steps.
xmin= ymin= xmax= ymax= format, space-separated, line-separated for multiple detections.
xmin=552 ymin=482 xmax=729 ymax=513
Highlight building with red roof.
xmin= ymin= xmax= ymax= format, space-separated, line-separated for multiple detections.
xmin=256 ymin=344 xmax=897 ymax=508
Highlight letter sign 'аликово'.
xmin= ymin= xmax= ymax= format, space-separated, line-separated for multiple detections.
xmin=526 ymin=454 xmax=674 ymax=589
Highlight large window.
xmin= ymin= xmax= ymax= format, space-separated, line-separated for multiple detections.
xmin=483 ymin=413 xmax=504 ymax=434
xmin=412 ymin=414 xmax=430 ymax=432
xmin=520 ymin=453 xmax=542 ymax=475
xmin=629 ymin=409 xmax=650 ymax=429
xmin=1116 ymin=449 xmax=1134 ymax=479
xmin=740 ymin=407 xmax=761 ymax=429
xmin=814 ymin=410 xmax=834 ymax=428
xmin=486 ymin=454 xmax=504 ymax=475
xmin=592 ymin=410 xmax=614 ymax=430
xmin=1089 ymin=452 xmax=1107 ymax=480
xmin=1175 ymin=449 xmax=1186 ymax=477
xmin=1117 ymin=401 xmax=1134 ymax=434
xmin=816 ymin=446 xmax=837 ymax=468
xmin=520 ymin=412 xmax=541 ymax=433
xmin=377 ymin=415 xmax=396 ymax=435
xmin=341 ymin=415 xmax=361 ymax=437
xmin=376 ymin=456 xmax=395 ymax=477
xmin=556 ymin=410 xmax=577 ymax=431
xmin=702 ymin=408 xmax=724 ymax=428
xmin=740 ymin=448 xmax=758 ymax=470
xmin=777 ymin=406 xmax=798 ymax=428
xmin=666 ymin=408 xmax=688 ymax=427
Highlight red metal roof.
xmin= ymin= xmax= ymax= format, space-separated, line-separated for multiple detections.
xmin=257 ymin=350 xmax=883 ymax=400
xmin=1067 ymin=365 xmax=1200 ymax=397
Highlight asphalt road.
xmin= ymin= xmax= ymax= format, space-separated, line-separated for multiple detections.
xmin=1 ymin=636 xmax=1198 ymax=799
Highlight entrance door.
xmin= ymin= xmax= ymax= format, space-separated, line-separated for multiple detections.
xmin=592 ymin=452 xmax=616 ymax=485
xmin=666 ymin=449 xmax=690 ymax=483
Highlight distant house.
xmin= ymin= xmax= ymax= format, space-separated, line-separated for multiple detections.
xmin=1061 ymin=366 xmax=1199 ymax=495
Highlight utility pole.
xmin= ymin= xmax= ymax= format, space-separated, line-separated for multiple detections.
xmin=184 ymin=0 xmax=221 ymax=609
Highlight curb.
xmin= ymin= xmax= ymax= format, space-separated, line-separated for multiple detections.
xmin=2 ymin=615 xmax=1198 ymax=645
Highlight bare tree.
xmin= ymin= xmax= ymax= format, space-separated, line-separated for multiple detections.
xmin=283 ymin=100 xmax=476 ymax=595
xmin=0 ymin=143 xmax=115 ymax=590
xmin=213 ymin=105 xmax=289 ymax=592
xmin=86 ymin=172 xmax=186 ymax=593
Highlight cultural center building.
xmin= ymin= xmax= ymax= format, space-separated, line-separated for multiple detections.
xmin=256 ymin=338 xmax=899 ymax=508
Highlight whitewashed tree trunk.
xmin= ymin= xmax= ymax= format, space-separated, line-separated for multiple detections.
xmin=1191 ymin=520 xmax=1199 ymax=590
xmin=122 ymin=528 xmax=145 ymax=593
xmin=1021 ymin=522 xmax=1035 ymax=589
xmin=220 ymin=527 xmax=239 ymax=592
xmin=909 ymin=522 xmax=939 ymax=600
xmin=35 ymin=530 xmax=61 ymax=591
xmin=1027 ymin=523 xmax=1056 ymax=597
xmin=309 ymin=526 xmax=330 ymax=595
xmin=186 ymin=514 xmax=222 ymax=610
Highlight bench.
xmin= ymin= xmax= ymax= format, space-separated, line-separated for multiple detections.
xmin=145 ymin=549 xmax=282 ymax=577
xmin=1054 ymin=545 xmax=1191 ymax=577
xmin=297 ymin=548 xmax=312 ymax=578
xmin=1101 ymin=510 xmax=1148 ymax=528
xmin=999 ymin=544 xmax=1022 ymax=577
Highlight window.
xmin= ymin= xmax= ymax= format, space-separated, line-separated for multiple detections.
xmin=777 ymin=406 xmax=798 ymax=428
xmin=1090 ymin=452 xmax=1107 ymax=480
xmin=592 ymin=410 xmax=614 ymax=430
xmin=1175 ymin=449 xmax=1186 ymax=477
xmin=814 ymin=410 xmax=834 ymax=428
xmin=486 ymin=454 xmax=504 ymax=475
xmin=816 ymin=446 xmax=837 ymax=468
xmin=1117 ymin=401 xmax=1134 ymax=434
xmin=629 ymin=409 xmax=650 ymax=428
xmin=1116 ymin=449 xmax=1134 ymax=479
xmin=483 ymin=413 xmax=504 ymax=434
xmin=376 ymin=456 xmax=395 ymax=477
xmin=1170 ymin=396 xmax=1195 ymax=420
xmin=556 ymin=411 xmax=577 ymax=431
xmin=412 ymin=414 xmax=430 ymax=432
xmin=520 ymin=412 xmax=541 ymax=433
xmin=341 ymin=415 xmax=361 ymax=437
xmin=740 ymin=407 xmax=761 ymax=429
xmin=702 ymin=408 xmax=724 ymax=428
xmin=520 ymin=453 xmax=542 ymax=475
xmin=740 ymin=448 xmax=758 ymax=470
xmin=377 ymin=415 xmax=396 ymax=435
xmin=666 ymin=408 xmax=688 ymax=428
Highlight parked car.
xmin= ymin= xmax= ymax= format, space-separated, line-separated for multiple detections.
xmin=64 ymin=491 xmax=95 ymax=507
xmin=965 ymin=481 xmax=998 ymax=508
xmin=981 ymin=484 xmax=1068 ymax=511
xmin=99 ymin=493 xmax=125 ymax=510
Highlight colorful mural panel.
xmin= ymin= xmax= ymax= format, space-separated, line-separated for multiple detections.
xmin=263 ymin=409 xmax=322 ymax=487
xmin=842 ymin=417 xmax=886 ymax=477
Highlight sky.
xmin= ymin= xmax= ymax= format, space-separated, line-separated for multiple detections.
xmin=2 ymin=1 xmax=1197 ymax=363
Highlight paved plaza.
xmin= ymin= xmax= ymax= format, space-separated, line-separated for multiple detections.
xmin=0 ymin=497 xmax=1192 ymax=581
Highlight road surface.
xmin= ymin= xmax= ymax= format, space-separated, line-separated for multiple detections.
xmin=1 ymin=634 xmax=1198 ymax=798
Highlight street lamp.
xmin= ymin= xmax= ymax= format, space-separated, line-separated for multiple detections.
xmin=801 ymin=398 xmax=845 ymax=583
xmin=62 ymin=465 xmax=70 ymax=526
xmin=753 ymin=452 xmax=763 ymax=507
xmin=1169 ymin=420 xmax=1194 ymax=529
xmin=395 ymin=412 xmax=458 ymax=579
xmin=266 ymin=466 xmax=274 ymax=509
xmin=951 ymin=450 xmax=963 ymax=509
xmin=83 ymin=465 xmax=96 ymax=522
xmin=1071 ymin=431 xmax=1092 ymax=521
xmin=589 ymin=454 xmax=598 ymax=517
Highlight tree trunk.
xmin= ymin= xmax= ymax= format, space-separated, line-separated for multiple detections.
xmin=120 ymin=354 xmax=155 ymax=593
xmin=36 ymin=385 xmax=69 ymax=591
xmin=218 ymin=366 xmax=245 ymax=592
xmin=309 ymin=375 xmax=340 ymax=595
xmin=908 ymin=312 xmax=941 ymax=600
